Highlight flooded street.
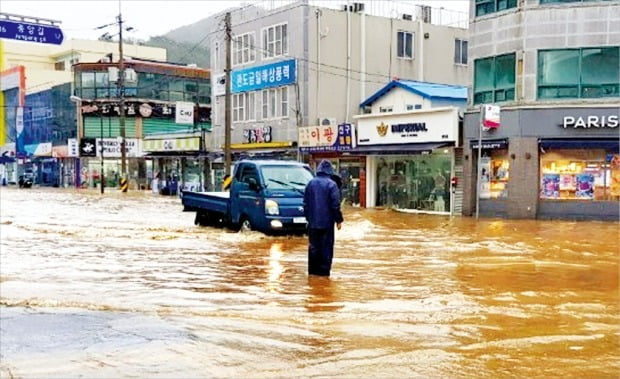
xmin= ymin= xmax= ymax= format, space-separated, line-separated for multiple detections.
xmin=1 ymin=187 xmax=618 ymax=378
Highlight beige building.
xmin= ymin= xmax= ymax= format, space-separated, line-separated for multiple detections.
xmin=1 ymin=38 xmax=166 ymax=92
xmin=0 ymin=37 xmax=166 ymax=185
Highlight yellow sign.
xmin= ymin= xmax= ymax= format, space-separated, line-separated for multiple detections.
xmin=224 ymin=141 xmax=294 ymax=150
xmin=611 ymin=155 xmax=620 ymax=197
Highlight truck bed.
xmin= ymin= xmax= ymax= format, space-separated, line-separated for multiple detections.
xmin=181 ymin=190 xmax=230 ymax=215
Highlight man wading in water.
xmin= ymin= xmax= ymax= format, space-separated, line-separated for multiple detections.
xmin=303 ymin=160 xmax=344 ymax=277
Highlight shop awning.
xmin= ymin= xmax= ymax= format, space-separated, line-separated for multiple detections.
xmin=539 ymin=138 xmax=619 ymax=153
xmin=350 ymin=142 xmax=453 ymax=155
xmin=143 ymin=151 xmax=205 ymax=158
xmin=470 ymin=138 xmax=508 ymax=149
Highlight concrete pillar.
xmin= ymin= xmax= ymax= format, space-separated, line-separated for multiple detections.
xmin=506 ymin=137 xmax=539 ymax=219
xmin=462 ymin=147 xmax=477 ymax=216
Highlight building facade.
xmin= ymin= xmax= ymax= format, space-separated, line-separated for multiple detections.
xmin=462 ymin=0 xmax=619 ymax=221
xmin=209 ymin=1 xmax=469 ymax=180
xmin=0 ymin=37 xmax=166 ymax=186
xmin=72 ymin=60 xmax=211 ymax=192
xmin=353 ymin=80 xmax=467 ymax=214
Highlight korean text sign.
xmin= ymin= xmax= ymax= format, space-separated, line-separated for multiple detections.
xmin=299 ymin=123 xmax=354 ymax=152
xmin=232 ymin=59 xmax=296 ymax=93
xmin=0 ymin=19 xmax=64 ymax=45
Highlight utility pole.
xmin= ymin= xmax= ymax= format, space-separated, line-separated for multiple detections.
xmin=118 ymin=12 xmax=127 ymax=189
xmin=224 ymin=12 xmax=232 ymax=176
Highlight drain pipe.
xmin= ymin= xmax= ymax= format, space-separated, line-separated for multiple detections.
xmin=346 ymin=0 xmax=351 ymax=123
xmin=360 ymin=4 xmax=366 ymax=102
xmin=315 ymin=8 xmax=321 ymax=125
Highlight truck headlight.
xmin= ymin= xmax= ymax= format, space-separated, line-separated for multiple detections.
xmin=265 ymin=199 xmax=279 ymax=215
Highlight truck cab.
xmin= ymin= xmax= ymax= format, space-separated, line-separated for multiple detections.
xmin=181 ymin=160 xmax=314 ymax=234
xmin=229 ymin=160 xmax=313 ymax=233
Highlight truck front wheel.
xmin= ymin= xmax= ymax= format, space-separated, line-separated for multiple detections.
xmin=239 ymin=216 xmax=253 ymax=232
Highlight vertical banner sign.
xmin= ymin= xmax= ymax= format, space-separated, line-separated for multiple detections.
xmin=175 ymin=101 xmax=194 ymax=124
xmin=299 ymin=123 xmax=354 ymax=152
xmin=15 ymin=106 xmax=24 ymax=157
xmin=483 ymin=104 xmax=500 ymax=130
xmin=67 ymin=138 xmax=79 ymax=157
xmin=480 ymin=156 xmax=491 ymax=199
xmin=0 ymin=89 xmax=4 ymax=146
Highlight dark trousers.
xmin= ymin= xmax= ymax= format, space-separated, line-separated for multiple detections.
xmin=308 ymin=227 xmax=335 ymax=276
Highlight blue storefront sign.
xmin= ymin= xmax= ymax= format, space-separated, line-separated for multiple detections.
xmin=0 ymin=19 xmax=64 ymax=45
xmin=232 ymin=59 xmax=296 ymax=93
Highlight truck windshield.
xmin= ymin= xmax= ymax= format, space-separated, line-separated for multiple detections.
xmin=261 ymin=165 xmax=313 ymax=191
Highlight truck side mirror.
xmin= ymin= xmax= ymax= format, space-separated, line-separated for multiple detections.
xmin=247 ymin=177 xmax=260 ymax=191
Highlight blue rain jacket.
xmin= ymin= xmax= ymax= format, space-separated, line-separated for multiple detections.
xmin=304 ymin=160 xmax=344 ymax=229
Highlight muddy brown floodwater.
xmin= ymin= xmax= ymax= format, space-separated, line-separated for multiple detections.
xmin=0 ymin=187 xmax=618 ymax=378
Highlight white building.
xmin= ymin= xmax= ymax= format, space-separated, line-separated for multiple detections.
xmin=208 ymin=1 xmax=469 ymax=175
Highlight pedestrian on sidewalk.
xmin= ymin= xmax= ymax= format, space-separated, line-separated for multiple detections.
xmin=304 ymin=160 xmax=344 ymax=277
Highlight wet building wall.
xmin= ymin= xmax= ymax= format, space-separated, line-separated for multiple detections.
xmin=463 ymin=107 xmax=619 ymax=221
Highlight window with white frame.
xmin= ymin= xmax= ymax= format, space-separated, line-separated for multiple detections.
xmin=233 ymin=32 xmax=255 ymax=66
xmin=262 ymin=23 xmax=288 ymax=59
xmin=397 ymin=31 xmax=413 ymax=59
xmin=280 ymin=87 xmax=288 ymax=117
xmin=233 ymin=92 xmax=255 ymax=122
xmin=260 ymin=86 xmax=289 ymax=119
xmin=379 ymin=106 xmax=393 ymax=113
xmin=454 ymin=39 xmax=468 ymax=65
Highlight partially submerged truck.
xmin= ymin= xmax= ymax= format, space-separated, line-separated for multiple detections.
xmin=181 ymin=160 xmax=313 ymax=234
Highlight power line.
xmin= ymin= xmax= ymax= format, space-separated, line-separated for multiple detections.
xmin=230 ymin=34 xmax=396 ymax=83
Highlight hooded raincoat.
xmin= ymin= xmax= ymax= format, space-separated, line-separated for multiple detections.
xmin=303 ymin=160 xmax=344 ymax=276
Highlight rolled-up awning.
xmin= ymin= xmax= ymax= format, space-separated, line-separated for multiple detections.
xmin=539 ymin=138 xmax=619 ymax=152
xmin=349 ymin=142 xmax=453 ymax=155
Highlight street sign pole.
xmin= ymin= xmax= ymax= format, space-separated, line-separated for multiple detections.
xmin=476 ymin=105 xmax=484 ymax=220
xmin=0 ymin=15 xmax=64 ymax=45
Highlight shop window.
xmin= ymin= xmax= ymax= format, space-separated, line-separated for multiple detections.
xmin=376 ymin=152 xmax=452 ymax=211
xmin=475 ymin=0 xmax=517 ymax=17
xmin=397 ymin=31 xmax=414 ymax=59
xmin=540 ymin=149 xmax=618 ymax=201
xmin=538 ymin=47 xmax=619 ymax=99
xmin=479 ymin=152 xmax=510 ymax=199
xmin=474 ymin=53 xmax=516 ymax=104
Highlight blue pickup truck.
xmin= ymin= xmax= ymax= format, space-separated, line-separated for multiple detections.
xmin=181 ymin=160 xmax=314 ymax=234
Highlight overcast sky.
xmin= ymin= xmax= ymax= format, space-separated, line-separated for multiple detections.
xmin=1 ymin=0 xmax=468 ymax=41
